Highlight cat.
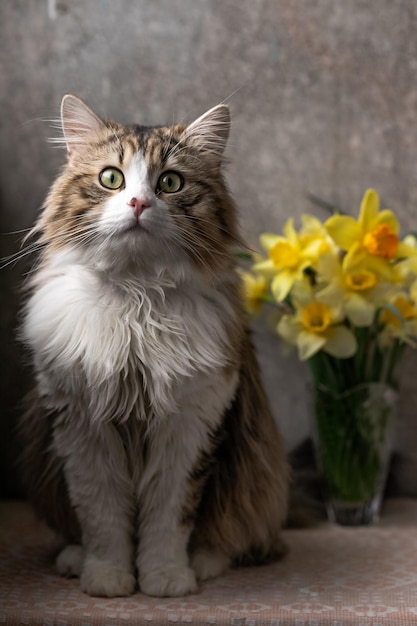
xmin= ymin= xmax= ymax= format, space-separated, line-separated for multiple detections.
xmin=18 ymin=95 xmax=289 ymax=598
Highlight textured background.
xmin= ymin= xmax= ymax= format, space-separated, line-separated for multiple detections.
xmin=1 ymin=0 xmax=417 ymax=495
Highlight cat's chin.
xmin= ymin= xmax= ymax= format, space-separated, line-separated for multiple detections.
xmin=120 ymin=227 xmax=168 ymax=256
xmin=113 ymin=223 xmax=159 ymax=252
xmin=88 ymin=231 xmax=185 ymax=276
xmin=118 ymin=220 xmax=151 ymax=236
xmin=118 ymin=220 xmax=167 ymax=246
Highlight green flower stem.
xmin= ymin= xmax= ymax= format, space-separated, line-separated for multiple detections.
xmin=311 ymin=382 xmax=391 ymax=502
xmin=354 ymin=328 xmax=367 ymax=381
xmin=384 ymin=339 xmax=404 ymax=387
xmin=308 ymin=347 xmax=396 ymax=505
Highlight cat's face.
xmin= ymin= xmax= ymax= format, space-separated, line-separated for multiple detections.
xmin=38 ymin=96 xmax=237 ymax=276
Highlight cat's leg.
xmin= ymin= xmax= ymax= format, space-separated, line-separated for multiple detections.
xmin=56 ymin=544 xmax=84 ymax=577
xmin=136 ymin=415 xmax=200 ymax=597
xmin=190 ymin=547 xmax=230 ymax=582
xmin=53 ymin=417 xmax=136 ymax=597
xmin=137 ymin=374 xmax=236 ymax=597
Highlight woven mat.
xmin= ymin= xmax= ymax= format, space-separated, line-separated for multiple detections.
xmin=1 ymin=499 xmax=417 ymax=625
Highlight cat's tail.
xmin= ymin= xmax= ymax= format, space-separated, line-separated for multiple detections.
xmin=232 ymin=538 xmax=289 ymax=568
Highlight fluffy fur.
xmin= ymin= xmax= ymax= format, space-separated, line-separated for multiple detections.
xmin=18 ymin=95 xmax=289 ymax=598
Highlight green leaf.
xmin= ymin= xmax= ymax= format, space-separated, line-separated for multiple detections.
xmin=235 ymin=250 xmax=255 ymax=261
xmin=305 ymin=192 xmax=345 ymax=215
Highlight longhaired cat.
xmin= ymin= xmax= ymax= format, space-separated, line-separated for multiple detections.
xmin=18 ymin=95 xmax=289 ymax=598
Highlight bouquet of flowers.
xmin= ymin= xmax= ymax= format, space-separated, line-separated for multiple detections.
xmin=240 ymin=189 xmax=417 ymax=524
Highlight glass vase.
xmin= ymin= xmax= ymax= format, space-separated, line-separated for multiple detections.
xmin=310 ymin=382 xmax=397 ymax=526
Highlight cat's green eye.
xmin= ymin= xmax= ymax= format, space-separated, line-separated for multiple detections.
xmin=157 ymin=171 xmax=184 ymax=194
xmin=99 ymin=168 xmax=125 ymax=190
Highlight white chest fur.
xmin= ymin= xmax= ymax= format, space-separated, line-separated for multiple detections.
xmin=23 ymin=258 xmax=238 ymax=422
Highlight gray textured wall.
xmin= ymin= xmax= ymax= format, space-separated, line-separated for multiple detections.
xmin=2 ymin=1 xmax=417 ymax=495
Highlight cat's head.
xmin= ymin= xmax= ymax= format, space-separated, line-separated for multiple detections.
xmin=36 ymin=95 xmax=239 ymax=278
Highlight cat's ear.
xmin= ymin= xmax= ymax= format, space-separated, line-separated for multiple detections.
xmin=60 ymin=95 xmax=105 ymax=159
xmin=185 ymin=104 xmax=230 ymax=162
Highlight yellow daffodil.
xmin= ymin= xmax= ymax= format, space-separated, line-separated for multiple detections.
xmin=410 ymin=278 xmax=417 ymax=305
xmin=394 ymin=234 xmax=417 ymax=278
xmin=254 ymin=218 xmax=324 ymax=301
xmin=403 ymin=234 xmax=417 ymax=249
xmin=325 ymin=189 xmax=417 ymax=280
xmin=237 ymin=270 xmax=269 ymax=314
xmin=316 ymin=253 xmax=393 ymax=327
xmin=277 ymin=281 xmax=357 ymax=360
xmin=299 ymin=214 xmax=337 ymax=257
xmin=378 ymin=292 xmax=417 ymax=347
xmin=247 ymin=188 xmax=417 ymax=383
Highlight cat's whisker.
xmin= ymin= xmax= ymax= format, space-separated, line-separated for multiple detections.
xmin=0 ymin=242 xmax=46 ymax=269
xmin=2 ymin=227 xmax=33 ymax=236
xmin=166 ymin=141 xmax=206 ymax=165
xmin=172 ymin=228 xmax=229 ymax=263
xmin=161 ymin=119 xmax=181 ymax=163
xmin=167 ymin=230 xmax=220 ymax=281
xmin=174 ymin=213 xmax=250 ymax=252
xmin=28 ymin=225 xmax=104 ymax=255
xmin=170 ymin=217 xmax=237 ymax=259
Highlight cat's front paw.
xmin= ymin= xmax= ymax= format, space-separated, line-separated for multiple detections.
xmin=191 ymin=548 xmax=230 ymax=581
xmin=81 ymin=556 xmax=135 ymax=597
xmin=140 ymin=566 xmax=198 ymax=597
xmin=56 ymin=544 xmax=84 ymax=577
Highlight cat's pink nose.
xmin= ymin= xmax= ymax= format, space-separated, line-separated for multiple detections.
xmin=128 ymin=197 xmax=151 ymax=217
